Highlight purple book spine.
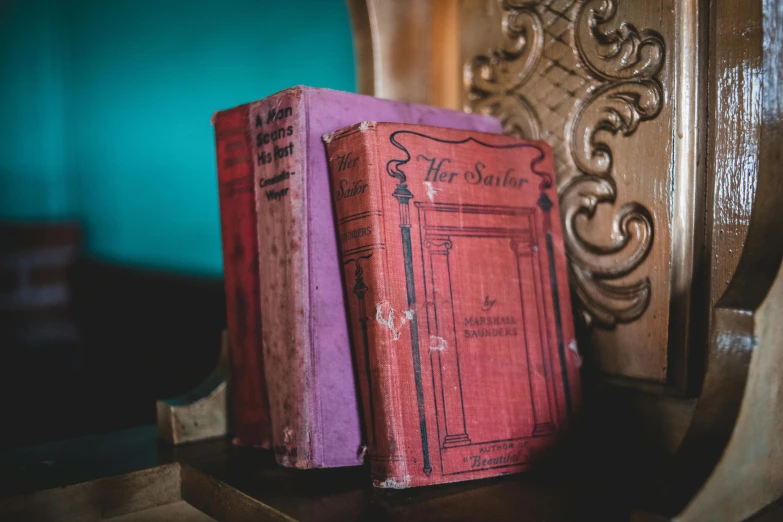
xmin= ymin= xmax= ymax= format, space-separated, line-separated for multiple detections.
xmin=248 ymin=86 xmax=502 ymax=468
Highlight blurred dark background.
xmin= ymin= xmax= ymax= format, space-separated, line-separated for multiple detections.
xmin=0 ymin=0 xmax=356 ymax=448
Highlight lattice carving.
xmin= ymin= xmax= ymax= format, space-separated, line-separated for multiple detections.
xmin=467 ymin=0 xmax=664 ymax=328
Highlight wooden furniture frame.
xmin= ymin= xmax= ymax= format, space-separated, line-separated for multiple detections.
xmin=347 ymin=0 xmax=783 ymax=520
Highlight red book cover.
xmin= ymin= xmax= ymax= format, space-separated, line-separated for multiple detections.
xmin=324 ymin=122 xmax=581 ymax=488
xmin=213 ymin=106 xmax=272 ymax=448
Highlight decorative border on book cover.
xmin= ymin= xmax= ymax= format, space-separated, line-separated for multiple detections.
xmin=416 ymin=202 xmax=558 ymax=475
xmin=386 ymin=131 xmax=573 ymax=476
xmin=343 ymin=253 xmax=377 ymax=448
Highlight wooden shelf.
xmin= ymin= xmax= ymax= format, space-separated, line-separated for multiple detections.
xmin=1 ymin=425 xmax=780 ymax=521
xmin=0 ymin=425 xmax=634 ymax=521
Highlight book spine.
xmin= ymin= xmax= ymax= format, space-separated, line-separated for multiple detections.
xmin=213 ymin=105 xmax=272 ymax=448
xmin=249 ymin=88 xmax=315 ymax=467
xmin=325 ymin=124 xmax=409 ymax=487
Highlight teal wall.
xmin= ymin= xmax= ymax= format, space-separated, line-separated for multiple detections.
xmin=0 ymin=0 xmax=356 ymax=275
xmin=0 ymin=1 xmax=71 ymax=220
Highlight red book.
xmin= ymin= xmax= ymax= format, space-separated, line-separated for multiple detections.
xmin=213 ymin=106 xmax=271 ymax=448
xmin=324 ymin=122 xmax=581 ymax=488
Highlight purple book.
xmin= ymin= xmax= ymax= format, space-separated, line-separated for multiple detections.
xmin=233 ymin=86 xmax=502 ymax=468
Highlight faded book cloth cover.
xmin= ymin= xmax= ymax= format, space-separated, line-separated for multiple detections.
xmin=238 ymin=87 xmax=502 ymax=468
xmin=213 ymin=105 xmax=272 ymax=448
xmin=324 ymin=122 xmax=581 ymax=487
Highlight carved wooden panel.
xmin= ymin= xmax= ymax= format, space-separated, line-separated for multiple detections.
xmin=459 ymin=0 xmax=702 ymax=391
xmin=348 ymin=0 xmax=762 ymax=395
